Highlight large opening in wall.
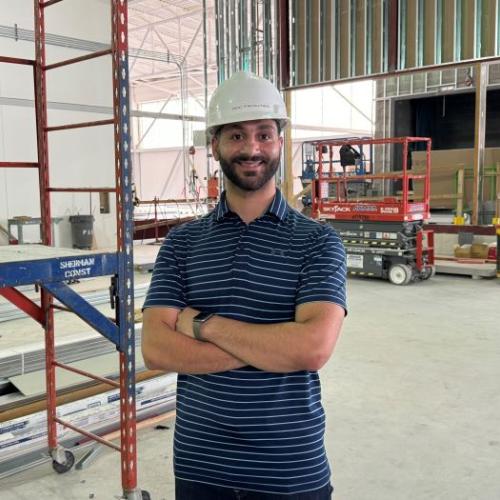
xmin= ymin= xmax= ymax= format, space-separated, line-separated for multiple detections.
xmin=393 ymin=89 xmax=500 ymax=149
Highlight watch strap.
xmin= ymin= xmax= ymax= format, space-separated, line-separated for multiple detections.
xmin=193 ymin=312 xmax=214 ymax=341
xmin=193 ymin=318 xmax=204 ymax=341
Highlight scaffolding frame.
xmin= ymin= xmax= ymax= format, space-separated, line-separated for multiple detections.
xmin=0 ymin=1 xmax=146 ymax=498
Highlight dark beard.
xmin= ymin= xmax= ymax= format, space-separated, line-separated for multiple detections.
xmin=218 ymin=152 xmax=281 ymax=192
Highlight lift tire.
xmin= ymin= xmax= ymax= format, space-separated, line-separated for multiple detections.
xmin=141 ymin=491 xmax=151 ymax=500
xmin=388 ymin=264 xmax=412 ymax=285
xmin=52 ymin=450 xmax=75 ymax=474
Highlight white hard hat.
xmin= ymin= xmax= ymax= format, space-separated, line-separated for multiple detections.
xmin=207 ymin=71 xmax=289 ymax=135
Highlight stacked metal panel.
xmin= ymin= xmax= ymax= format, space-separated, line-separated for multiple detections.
xmin=0 ymin=326 xmax=142 ymax=380
xmin=0 ymin=283 xmax=148 ymax=324
xmin=0 ymin=373 xmax=177 ymax=479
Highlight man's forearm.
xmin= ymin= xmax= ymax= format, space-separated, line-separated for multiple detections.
xmin=142 ymin=318 xmax=246 ymax=374
xmin=200 ymin=311 xmax=341 ymax=373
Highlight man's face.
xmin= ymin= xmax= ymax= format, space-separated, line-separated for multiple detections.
xmin=212 ymin=120 xmax=283 ymax=192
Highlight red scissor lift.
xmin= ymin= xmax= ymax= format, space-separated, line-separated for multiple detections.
xmin=0 ymin=1 xmax=149 ymax=498
xmin=311 ymin=137 xmax=435 ymax=285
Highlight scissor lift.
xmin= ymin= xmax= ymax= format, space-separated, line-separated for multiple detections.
xmin=309 ymin=136 xmax=435 ymax=285
xmin=0 ymin=1 xmax=148 ymax=498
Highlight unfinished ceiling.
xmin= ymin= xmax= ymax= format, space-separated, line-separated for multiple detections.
xmin=128 ymin=0 xmax=217 ymax=105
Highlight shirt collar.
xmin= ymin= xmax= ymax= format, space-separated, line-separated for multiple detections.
xmin=214 ymin=189 xmax=289 ymax=222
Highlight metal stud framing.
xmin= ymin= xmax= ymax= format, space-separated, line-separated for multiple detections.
xmin=215 ymin=0 xmax=279 ymax=83
xmin=283 ymin=0 xmax=500 ymax=88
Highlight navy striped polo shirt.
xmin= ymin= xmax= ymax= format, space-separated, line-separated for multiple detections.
xmin=143 ymin=189 xmax=346 ymax=495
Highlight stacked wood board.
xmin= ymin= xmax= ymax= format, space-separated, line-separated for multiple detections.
xmin=412 ymin=148 xmax=500 ymax=210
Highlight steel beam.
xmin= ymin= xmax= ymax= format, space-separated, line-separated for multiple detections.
xmin=472 ymin=63 xmax=489 ymax=225
xmin=0 ymin=288 xmax=44 ymax=325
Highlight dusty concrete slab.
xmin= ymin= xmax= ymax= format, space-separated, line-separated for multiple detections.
xmin=1 ymin=274 xmax=500 ymax=500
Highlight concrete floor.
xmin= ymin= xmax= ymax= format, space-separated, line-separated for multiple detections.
xmin=2 ymin=274 xmax=500 ymax=500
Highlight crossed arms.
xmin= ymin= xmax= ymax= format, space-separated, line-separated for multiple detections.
xmin=142 ymin=302 xmax=344 ymax=374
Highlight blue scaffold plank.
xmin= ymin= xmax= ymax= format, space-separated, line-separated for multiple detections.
xmin=0 ymin=252 xmax=118 ymax=288
xmin=42 ymin=281 xmax=119 ymax=347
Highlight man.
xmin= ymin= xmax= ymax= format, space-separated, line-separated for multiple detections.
xmin=142 ymin=71 xmax=347 ymax=500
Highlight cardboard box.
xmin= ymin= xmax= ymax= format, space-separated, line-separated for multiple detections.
xmin=454 ymin=244 xmax=471 ymax=258
xmin=470 ymin=243 xmax=489 ymax=259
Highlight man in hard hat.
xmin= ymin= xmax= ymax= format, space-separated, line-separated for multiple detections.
xmin=142 ymin=71 xmax=346 ymax=499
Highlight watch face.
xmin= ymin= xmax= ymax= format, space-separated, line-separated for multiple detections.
xmin=194 ymin=311 xmax=213 ymax=322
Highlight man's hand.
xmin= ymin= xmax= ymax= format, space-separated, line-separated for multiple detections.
xmin=160 ymin=302 xmax=344 ymax=373
xmin=142 ymin=307 xmax=245 ymax=374
xmin=175 ymin=306 xmax=199 ymax=338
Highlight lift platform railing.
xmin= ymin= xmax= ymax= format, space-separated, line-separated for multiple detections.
xmin=0 ymin=1 xmax=146 ymax=498
xmin=311 ymin=136 xmax=432 ymax=223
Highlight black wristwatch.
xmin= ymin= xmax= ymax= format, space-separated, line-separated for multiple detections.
xmin=193 ymin=312 xmax=214 ymax=341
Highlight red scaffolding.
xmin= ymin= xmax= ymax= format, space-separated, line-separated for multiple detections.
xmin=0 ymin=1 xmax=147 ymax=498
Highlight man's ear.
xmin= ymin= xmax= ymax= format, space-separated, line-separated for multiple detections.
xmin=211 ymin=136 xmax=220 ymax=161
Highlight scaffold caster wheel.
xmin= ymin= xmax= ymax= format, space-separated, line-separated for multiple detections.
xmin=422 ymin=265 xmax=436 ymax=280
xmin=52 ymin=450 xmax=75 ymax=474
xmin=388 ymin=263 xmax=412 ymax=285
xmin=141 ymin=491 xmax=151 ymax=500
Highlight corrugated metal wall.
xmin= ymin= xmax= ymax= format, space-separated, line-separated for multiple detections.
xmin=289 ymin=0 xmax=500 ymax=88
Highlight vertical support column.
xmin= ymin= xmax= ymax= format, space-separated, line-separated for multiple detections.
xmin=472 ymin=63 xmax=488 ymax=225
xmin=295 ymin=0 xmax=307 ymax=84
xmin=354 ymin=0 xmax=368 ymax=76
xmin=322 ymin=0 xmax=337 ymax=81
xmin=277 ymin=0 xmax=290 ymax=89
xmin=310 ymin=0 xmax=321 ymax=83
xmin=111 ymin=1 xmax=138 ymax=496
xmin=34 ymin=0 xmax=57 ymax=455
xmin=481 ymin=0 xmax=499 ymax=57
xmin=214 ymin=0 xmax=223 ymax=83
xmin=441 ymin=0 xmax=458 ymax=62
xmin=33 ymin=2 xmax=51 ymax=246
xmin=461 ymin=0 xmax=478 ymax=60
xmin=406 ymin=0 xmax=417 ymax=68
xmin=402 ymin=139 xmax=409 ymax=215
xmin=338 ymin=0 xmax=351 ymax=78
xmin=202 ymin=0 xmax=211 ymax=189
xmin=250 ymin=0 xmax=259 ymax=74
xmin=423 ymin=0 xmax=439 ymax=66
xmin=263 ymin=0 xmax=273 ymax=80
xmin=494 ymin=162 xmax=500 ymax=225
xmin=497 ymin=224 xmax=500 ymax=277
xmin=283 ymin=90 xmax=293 ymax=203
xmin=229 ymin=0 xmax=237 ymax=75
xmin=453 ymin=165 xmax=465 ymax=225
xmin=239 ymin=1 xmax=249 ymax=71
xmin=425 ymin=138 xmax=432 ymax=218
xmin=387 ymin=0 xmax=399 ymax=72
xmin=370 ymin=0 xmax=384 ymax=74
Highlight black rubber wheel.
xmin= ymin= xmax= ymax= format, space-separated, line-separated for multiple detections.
xmin=52 ymin=450 xmax=75 ymax=474
xmin=141 ymin=491 xmax=151 ymax=500
xmin=421 ymin=265 xmax=435 ymax=280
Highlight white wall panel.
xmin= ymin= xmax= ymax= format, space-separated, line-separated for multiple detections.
xmin=0 ymin=0 xmax=116 ymax=248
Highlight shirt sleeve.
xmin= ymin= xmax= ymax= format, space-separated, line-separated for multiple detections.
xmin=142 ymin=229 xmax=186 ymax=310
xmin=295 ymin=224 xmax=347 ymax=314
